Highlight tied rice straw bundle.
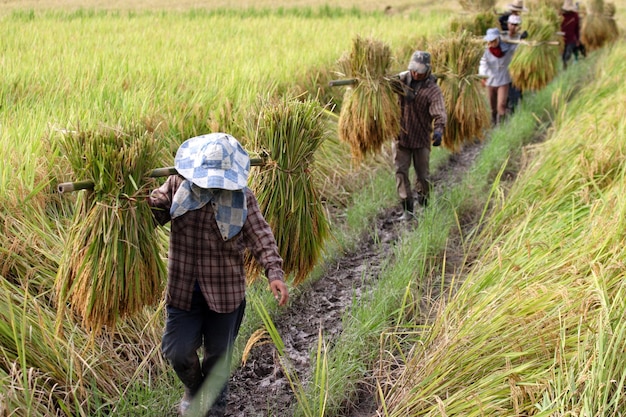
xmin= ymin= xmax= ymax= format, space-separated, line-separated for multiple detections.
xmin=603 ymin=2 xmax=620 ymax=41
xmin=508 ymin=15 xmax=560 ymax=91
xmin=55 ymin=127 xmax=166 ymax=335
xmin=449 ymin=11 xmax=499 ymax=36
xmin=458 ymin=0 xmax=497 ymax=11
xmin=246 ymin=95 xmax=331 ymax=285
xmin=581 ymin=0 xmax=619 ymax=51
xmin=337 ymin=36 xmax=400 ymax=162
xmin=429 ymin=31 xmax=490 ymax=152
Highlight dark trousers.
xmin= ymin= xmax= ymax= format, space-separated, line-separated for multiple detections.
xmin=394 ymin=143 xmax=431 ymax=201
xmin=162 ymin=291 xmax=246 ymax=416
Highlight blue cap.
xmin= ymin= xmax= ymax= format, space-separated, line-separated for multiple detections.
xmin=484 ymin=28 xmax=500 ymax=42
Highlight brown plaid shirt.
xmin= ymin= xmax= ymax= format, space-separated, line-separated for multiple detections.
xmin=397 ymin=73 xmax=447 ymax=148
xmin=148 ymin=175 xmax=284 ymax=313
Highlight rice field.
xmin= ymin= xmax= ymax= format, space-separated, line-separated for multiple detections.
xmin=1 ymin=0 xmax=626 ymax=416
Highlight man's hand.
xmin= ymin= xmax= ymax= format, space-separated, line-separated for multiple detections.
xmin=270 ymin=280 xmax=289 ymax=306
xmin=432 ymin=131 xmax=442 ymax=147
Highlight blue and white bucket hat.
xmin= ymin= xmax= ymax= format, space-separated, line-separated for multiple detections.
xmin=174 ymin=133 xmax=250 ymax=190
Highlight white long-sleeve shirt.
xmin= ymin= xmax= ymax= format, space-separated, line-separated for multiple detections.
xmin=478 ymin=40 xmax=517 ymax=87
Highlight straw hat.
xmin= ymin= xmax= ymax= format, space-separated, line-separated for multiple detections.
xmin=174 ymin=133 xmax=250 ymax=190
xmin=561 ymin=0 xmax=577 ymax=11
xmin=508 ymin=0 xmax=528 ymax=12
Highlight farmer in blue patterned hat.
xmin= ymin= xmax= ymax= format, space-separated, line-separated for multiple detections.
xmin=148 ymin=132 xmax=289 ymax=417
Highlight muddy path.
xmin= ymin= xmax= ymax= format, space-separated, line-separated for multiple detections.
xmin=225 ymin=141 xmax=485 ymax=417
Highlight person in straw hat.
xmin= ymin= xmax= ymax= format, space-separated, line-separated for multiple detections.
xmin=499 ymin=0 xmax=528 ymax=31
xmin=502 ymin=13 xmax=528 ymax=113
xmin=479 ymin=27 xmax=518 ymax=126
xmin=560 ymin=0 xmax=583 ymax=69
xmin=148 ymin=133 xmax=289 ymax=417
xmin=393 ymin=50 xmax=447 ymax=220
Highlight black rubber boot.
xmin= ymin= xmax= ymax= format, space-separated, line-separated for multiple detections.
xmin=398 ymin=198 xmax=415 ymax=221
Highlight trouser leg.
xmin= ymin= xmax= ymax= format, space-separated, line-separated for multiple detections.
xmin=200 ymin=299 xmax=246 ymax=417
xmin=413 ymin=147 xmax=431 ymax=206
xmin=162 ymin=294 xmax=206 ymax=397
xmin=487 ymin=86 xmax=498 ymax=126
xmin=162 ymin=292 xmax=246 ymax=417
xmin=394 ymin=142 xmax=412 ymax=202
xmin=496 ymin=84 xmax=509 ymax=122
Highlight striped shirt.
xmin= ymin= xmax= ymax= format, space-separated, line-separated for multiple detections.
xmin=149 ymin=175 xmax=284 ymax=313
xmin=397 ymin=72 xmax=447 ymax=149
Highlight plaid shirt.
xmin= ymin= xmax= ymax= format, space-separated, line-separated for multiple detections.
xmin=149 ymin=175 xmax=284 ymax=313
xmin=397 ymin=73 xmax=447 ymax=149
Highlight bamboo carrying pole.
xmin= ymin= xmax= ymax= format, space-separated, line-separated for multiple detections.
xmin=57 ymin=157 xmax=266 ymax=193
xmin=329 ymin=73 xmax=486 ymax=87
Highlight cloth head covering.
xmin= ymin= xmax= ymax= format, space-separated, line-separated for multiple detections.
xmin=561 ymin=0 xmax=577 ymax=11
xmin=407 ymin=51 xmax=432 ymax=74
xmin=171 ymin=133 xmax=250 ymax=240
xmin=508 ymin=14 xmax=522 ymax=25
xmin=174 ymin=132 xmax=250 ymax=191
xmin=484 ymin=28 xmax=501 ymax=42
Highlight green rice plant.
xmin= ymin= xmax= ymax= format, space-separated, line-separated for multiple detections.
xmin=55 ymin=125 xmax=167 ymax=334
xmin=245 ymin=94 xmax=332 ymax=285
xmin=0 ymin=276 xmax=125 ymax=415
xmin=249 ymin=292 xmax=329 ymax=417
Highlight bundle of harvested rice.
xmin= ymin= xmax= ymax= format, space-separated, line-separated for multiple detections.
xmin=508 ymin=14 xmax=560 ymax=91
xmin=459 ymin=0 xmax=497 ymax=12
xmin=337 ymin=36 xmax=400 ymax=162
xmin=581 ymin=0 xmax=617 ymax=51
xmin=245 ymin=94 xmax=330 ymax=285
xmin=449 ymin=11 xmax=499 ymax=36
xmin=430 ymin=31 xmax=490 ymax=152
xmin=55 ymin=126 xmax=166 ymax=335
xmin=603 ymin=2 xmax=620 ymax=41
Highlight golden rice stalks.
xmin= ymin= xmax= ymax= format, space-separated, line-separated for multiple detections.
xmin=459 ymin=0 xmax=497 ymax=12
xmin=588 ymin=0 xmax=604 ymax=13
xmin=55 ymin=127 xmax=166 ymax=335
xmin=582 ymin=12 xmax=619 ymax=51
xmin=509 ymin=16 xmax=560 ymax=91
xmin=449 ymin=11 xmax=499 ymax=36
xmin=429 ymin=32 xmax=490 ymax=152
xmin=337 ymin=36 xmax=400 ymax=162
xmin=246 ymin=94 xmax=331 ymax=286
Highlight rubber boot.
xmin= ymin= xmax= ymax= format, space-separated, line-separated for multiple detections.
xmin=417 ymin=193 xmax=428 ymax=207
xmin=398 ymin=198 xmax=415 ymax=221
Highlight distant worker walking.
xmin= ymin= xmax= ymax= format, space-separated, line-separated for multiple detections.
xmin=393 ymin=51 xmax=447 ymax=220
xmin=502 ymin=14 xmax=528 ymax=112
xmin=560 ymin=0 xmax=584 ymax=69
xmin=498 ymin=0 xmax=528 ymax=32
xmin=479 ymin=27 xmax=518 ymax=126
